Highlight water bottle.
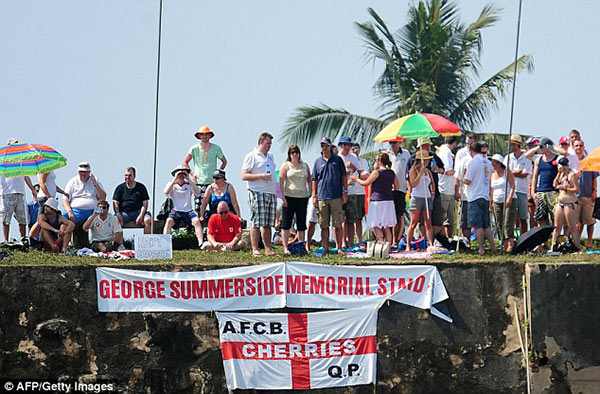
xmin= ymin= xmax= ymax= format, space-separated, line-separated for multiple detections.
xmin=266 ymin=163 xmax=271 ymax=182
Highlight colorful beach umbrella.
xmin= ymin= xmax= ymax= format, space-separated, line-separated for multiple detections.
xmin=0 ymin=143 xmax=67 ymax=177
xmin=373 ymin=113 xmax=462 ymax=142
xmin=579 ymin=147 xmax=600 ymax=172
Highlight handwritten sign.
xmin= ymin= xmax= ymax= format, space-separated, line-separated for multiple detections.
xmin=134 ymin=234 xmax=172 ymax=260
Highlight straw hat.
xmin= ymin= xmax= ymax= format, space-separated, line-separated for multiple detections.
xmin=415 ymin=150 xmax=433 ymax=160
xmin=194 ymin=126 xmax=215 ymax=139
xmin=509 ymin=134 xmax=523 ymax=144
xmin=417 ymin=137 xmax=432 ymax=147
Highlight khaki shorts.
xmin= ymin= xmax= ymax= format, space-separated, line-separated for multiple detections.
xmin=440 ymin=193 xmax=456 ymax=230
xmin=344 ymin=194 xmax=365 ymax=223
xmin=577 ymin=197 xmax=596 ymax=226
xmin=317 ymin=198 xmax=343 ymax=229
xmin=0 ymin=193 xmax=27 ymax=225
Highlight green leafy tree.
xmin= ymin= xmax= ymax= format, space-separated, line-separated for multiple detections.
xmin=282 ymin=0 xmax=533 ymax=149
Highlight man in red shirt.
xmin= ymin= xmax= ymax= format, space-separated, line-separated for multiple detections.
xmin=201 ymin=201 xmax=245 ymax=251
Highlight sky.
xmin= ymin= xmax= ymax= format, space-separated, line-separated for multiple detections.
xmin=1 ymin=0 xmax=599 ymax=239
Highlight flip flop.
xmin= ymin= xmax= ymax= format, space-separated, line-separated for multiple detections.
xmin=252 ymin=251 xmax=262 ymax=257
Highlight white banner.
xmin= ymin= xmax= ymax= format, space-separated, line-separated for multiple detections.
xmin=96 ymin=263 xmax=286 ymax=312
xmin=217 ymin=306 xmax=378 ymax=390
xmin=96 ymin=262 xmax=451 ymax=321
xmin=285 ymin=262 xmax=451 ymax=322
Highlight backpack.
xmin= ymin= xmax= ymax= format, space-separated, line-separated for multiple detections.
xmin=157 ymin=198 xmax=173 ymax=220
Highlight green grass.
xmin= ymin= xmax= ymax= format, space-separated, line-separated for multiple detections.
xmin=2 ymin=246 xmax=600 ymax=266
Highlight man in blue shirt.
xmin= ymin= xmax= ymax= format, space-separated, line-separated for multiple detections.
xmin=312 ymin=137 xmax=347 ymax=254
xmin=575 ymin=139 xmax=597 ymax=249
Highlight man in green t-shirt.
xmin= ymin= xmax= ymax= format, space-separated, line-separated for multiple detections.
xmin=182 ymin=126 xmax=228 ymax=217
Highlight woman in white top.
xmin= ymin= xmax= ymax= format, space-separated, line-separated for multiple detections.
xmin=38 ymin=171 xmax=67 ymax=208
xmin=406 ymin=151 xmax=435 ymax=251
xmin=29 ymin=171 xmax=67 ymax=241
xmin=490 ymin=154 xmax=517 ymax=253
xmin=279 ymin=145 xmax=311 ymax=254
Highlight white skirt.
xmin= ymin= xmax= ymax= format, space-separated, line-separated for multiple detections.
xmin=366 ymin=200 xmax=398 ymax=229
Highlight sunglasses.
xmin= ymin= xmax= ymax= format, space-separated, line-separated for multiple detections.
xmin=320 ymin=144 xmax=329 ymax=148
xmin=290 ymin=151 xmax=300 ymax=155
xmin=218 ymin=210 xmax=229 ymax=215
xmin=98 ymin=206 xmax=108 ymax=210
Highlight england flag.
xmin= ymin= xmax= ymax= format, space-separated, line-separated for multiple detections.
xmin=217 ymin=306 xmax=378 ymax=390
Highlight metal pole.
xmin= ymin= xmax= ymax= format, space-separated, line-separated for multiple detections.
xmin=502 ymin=0 xmax=524 ymax=246
xmin=151 ymin=0 xmax=164 ymax=233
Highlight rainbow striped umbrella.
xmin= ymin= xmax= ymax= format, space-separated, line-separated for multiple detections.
xmin=374 ymin=113 xmax=462 ymax=142
xmin=0 ymin=143 xmax=67 ymax=177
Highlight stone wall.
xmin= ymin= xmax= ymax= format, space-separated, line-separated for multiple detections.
xmin=528 ymin=263 xmax=600 ymax=394
xmin=1 ymin=262 xmax=592 ymax=393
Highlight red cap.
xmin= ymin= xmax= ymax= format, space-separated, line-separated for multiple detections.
xmin=559 ymin=136 xmax=569 ymax=145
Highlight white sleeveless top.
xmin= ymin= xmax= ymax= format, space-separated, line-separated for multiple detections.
xmin=37 ymin=171 xmax=57 ymax=199
xmin=412 ymin=173 xmax=431 ymax=199
xmin=491 ymin=172 xmax=514 ymax=204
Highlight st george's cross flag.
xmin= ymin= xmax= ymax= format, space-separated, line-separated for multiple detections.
xmin=216 ymin=306 xmax=379 ymax=390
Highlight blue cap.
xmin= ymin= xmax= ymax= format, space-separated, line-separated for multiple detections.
xmin=539 ymin=137 xmax=554 ymax=148
xmin=338 ymin=136 xmax=352 ymax=145
xmin=320 ymin=137 xmax=332 ymax=145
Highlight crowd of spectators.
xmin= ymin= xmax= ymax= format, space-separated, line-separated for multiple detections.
xmin=0 ymin=127 xmax=596 ymax=256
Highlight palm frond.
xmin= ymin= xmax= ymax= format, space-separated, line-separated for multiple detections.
xmin=281 ymin=105 xmax=385 ymax=149
xmin=366 ymin=7 xmax=404 ymax=65
xmin=450 ymin=54 xmax=534 ymax=130
xmin=355 ymin=21 xmax=393 ymax=66
xmin=356 ymin=10 xmax=407 ymax=112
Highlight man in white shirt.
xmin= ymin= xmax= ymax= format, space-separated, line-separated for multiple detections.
xmin=454 ymin=133 xmax=476 ymax=173
xmin=338 ymin=137 xmax=367 ymax=248
xmin=62 ymin=162 xmax=107 ymax=224
xmin=62 ymin=161 xmax=107 ymax=248
xmin=0 ymin=138 xmax=37 ymax=242
xmin=462 ymin=142 xmax=496 ymax=255
xmin=241 ymin=132 xmax=277 ymax=257
xmin=504 ymin=134 xmax=532 ymax=235
xmin=163 ymin=165 xmax=203 ymax=246
xmin=437 ymin=136 xmax=458 ymax=237
xmin=554 ymin=135 xmax=579 ymax=172
xmin=83 ymin=200 xmax=123 ymax=252
xmin=569 ymin=129 xmax=583 ymax=157
xmin=454 ymin=147 xmax=473 ymax=243
xmin=389 ymin=140 xmax=410 ymax=243
xmin=0 ymin=174 xmax=36 ymax=242
xmin=351 ymin=143 xmax=369 ymax=244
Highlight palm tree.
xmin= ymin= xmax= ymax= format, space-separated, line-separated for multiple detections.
xmin=282 ymin=0 xmax=533 ymax=149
